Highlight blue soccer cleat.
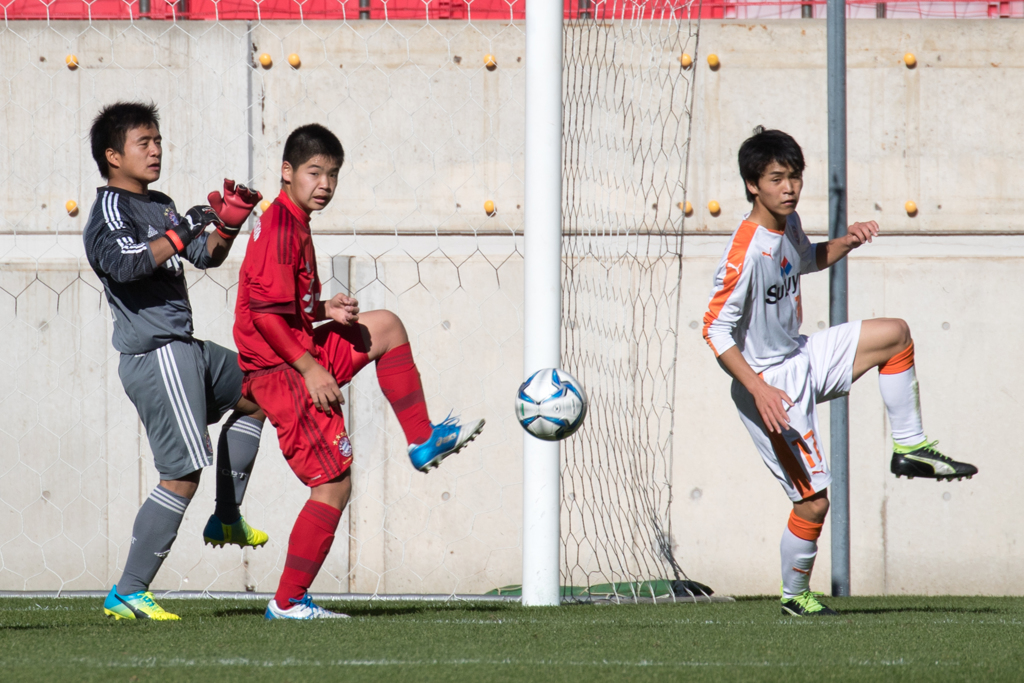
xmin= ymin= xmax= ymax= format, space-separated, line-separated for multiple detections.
xmin=407 ymin=415 xmax=485 ymax=472
xmin=103 ymin=585 xmax=180 ymax=621
xmin=264 ymin=594 xmax=349 ymax=620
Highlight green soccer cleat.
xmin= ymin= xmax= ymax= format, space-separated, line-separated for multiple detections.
xmin=203 ymin=513 xmax=269 ymax=549
xmin=781 ymin=591 xmax=838 ymax=617
xmin=890 ymin=440 xmax=977 ymax=482
xmin=103 ymin=586 xmax=180 ymax=621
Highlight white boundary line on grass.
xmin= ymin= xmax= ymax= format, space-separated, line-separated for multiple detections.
xmin=44 ymin=656 xmax=965 ymax=669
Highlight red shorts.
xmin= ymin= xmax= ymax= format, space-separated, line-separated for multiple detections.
xmin=242 ymin=322 xmax=370 ymax=487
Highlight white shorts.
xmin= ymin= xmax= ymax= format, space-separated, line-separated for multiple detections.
xmin=731 ymin=321 xmax=862 ymax=502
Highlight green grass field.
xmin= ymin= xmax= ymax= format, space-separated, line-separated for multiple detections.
xmin=2 ymin=596 xmax=1022 ymax=682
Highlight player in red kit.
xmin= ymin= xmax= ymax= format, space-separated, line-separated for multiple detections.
xmin=235 ymin=124 xmax=484 ymax=619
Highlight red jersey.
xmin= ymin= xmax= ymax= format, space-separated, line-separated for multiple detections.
xmin=234 ymin=191 xmax=321 ymax=372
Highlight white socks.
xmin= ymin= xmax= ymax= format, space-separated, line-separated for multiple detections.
xmin=781 ymin=511 xmax=822 ymax=599
xmin=878 ymin=342 xmax=926 ymax=448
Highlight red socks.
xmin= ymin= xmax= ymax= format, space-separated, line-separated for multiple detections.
xmin=375 ymin=343 xmax=432 ymax=446
xmin=274 ymin=500 xmax=342 ymax=610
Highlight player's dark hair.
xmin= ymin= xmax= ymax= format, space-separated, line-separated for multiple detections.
xmin=738 ymin=126 xmax=805 ymax=203
xmin=283 ymin=124 xmax=345 ymax=170
xmin=90 ymin=101 xmax=160 ymax=179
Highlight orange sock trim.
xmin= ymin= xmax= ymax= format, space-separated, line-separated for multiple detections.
xmin=879 ymin=341 xmax=915 ymax=375
xmin=788 ymin=510 xmax=823 ymax=542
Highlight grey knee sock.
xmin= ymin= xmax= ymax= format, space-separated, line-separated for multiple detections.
xmin=214 ymin=413 xmax=263 ymax=524
xmin=117 ymin=486 xmax=190 ymax=595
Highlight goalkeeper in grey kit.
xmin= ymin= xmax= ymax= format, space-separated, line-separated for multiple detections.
xmin=83 ymin=101 xmax=267 ymax=621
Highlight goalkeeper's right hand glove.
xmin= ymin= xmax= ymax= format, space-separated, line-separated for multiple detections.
xmin=165 ymin=205 xmax=225 ymax=253
xmin=207 ymin=179 xmax=262 ymax=238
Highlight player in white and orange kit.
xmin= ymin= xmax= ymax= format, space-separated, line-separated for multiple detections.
xmin=703 ymin=127 xmax=978 ymax=617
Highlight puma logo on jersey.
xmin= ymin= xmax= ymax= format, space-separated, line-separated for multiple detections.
xmin=761 ymin=249 xmax=773 ymax=258
xmin=726 ymin=262 xmax=741 ymax=275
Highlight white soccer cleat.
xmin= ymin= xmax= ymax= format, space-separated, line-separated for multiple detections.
xmin=264 ymin=594 xmax=350 ymax=620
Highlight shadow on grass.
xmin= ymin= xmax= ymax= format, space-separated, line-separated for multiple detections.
xmin=839 ymin=606 xmax=1000 ymax=615
xmin=211 ymin=607 xmax=266 ymax=618
xmin=211 ymin=602 xmax=519 ymax=619
xmin=335 ymin=602 xmax=518 ymax=618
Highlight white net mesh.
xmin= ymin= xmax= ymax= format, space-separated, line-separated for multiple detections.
xmin=560 ymin=3 xmax=702 ymax=600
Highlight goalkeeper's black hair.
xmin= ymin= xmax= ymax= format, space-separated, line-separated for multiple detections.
xmin=283 ymin=124 xmax=345 ymax=170
xmin=738 ymin=126 xmax=805 ymax=203
xmin=90 ymin=101 xmax=160 ymax=179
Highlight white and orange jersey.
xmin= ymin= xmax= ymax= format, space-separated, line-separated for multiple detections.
xmin=702 ymin=212 xmax=821 ymax=373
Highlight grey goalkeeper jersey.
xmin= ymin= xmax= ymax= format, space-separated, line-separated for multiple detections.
xmin=83 ymin=186 xmax=212 ymax=354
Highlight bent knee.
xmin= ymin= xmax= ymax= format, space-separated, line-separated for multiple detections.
xmin=377 ymin=310 xmax=407 ymax=340
xmin=363 ymin=309 xmax=409 ymax=348
xmin=795 ymin=495 xmax=830 ymax=524
xmin=876 ymin=317 xmax=917 ymax=350
xmin=890 ymin=318 xmax=912 ymax=349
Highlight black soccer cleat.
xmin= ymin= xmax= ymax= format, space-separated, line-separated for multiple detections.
xmin=780 ymin=591 xmax=839 ymax=617
xmin=890 ymin=440 xmax=977 ymax=482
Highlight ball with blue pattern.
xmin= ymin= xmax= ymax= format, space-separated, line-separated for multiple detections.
xmin=515 ymin=368 xmax=588 ymax=441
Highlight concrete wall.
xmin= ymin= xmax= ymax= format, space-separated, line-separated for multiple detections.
xmin=0 ymin=18 xmax=1021 ymax=595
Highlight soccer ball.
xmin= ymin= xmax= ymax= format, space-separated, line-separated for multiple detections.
xmin=515 ymin=368 xmax=588 ymax=441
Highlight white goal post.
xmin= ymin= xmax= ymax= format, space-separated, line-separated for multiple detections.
xmin=521 ymin=0 xmax=565 ymax=608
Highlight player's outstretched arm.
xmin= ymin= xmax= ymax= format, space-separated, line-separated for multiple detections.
xmin=718 ymin=346 xmax=794 ymax=434
xmin=815 ymin=220 xmax=879 ymax=270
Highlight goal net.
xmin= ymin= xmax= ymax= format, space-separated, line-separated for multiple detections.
xmin=560 ymin=2 xmax=705 ymax=601
xmin=0 ymin=1 xmax=702 ymax=601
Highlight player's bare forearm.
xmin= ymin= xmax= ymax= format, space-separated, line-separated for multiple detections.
xmin=816 ymin=220 xmax=880 ymax=269
xmin=205 ymin=231 xmax=233 ymax=267
xmin=718 ymin=347 xmax=766 ymax=394
xmin=718 ymin=346 xmax=793 ymax=433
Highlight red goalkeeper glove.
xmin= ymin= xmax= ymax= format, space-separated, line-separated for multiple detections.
xmin=207 ymin=179 xmax=262 ymax=238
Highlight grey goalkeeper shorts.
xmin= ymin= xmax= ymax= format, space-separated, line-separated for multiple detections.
xmin=119 ymin=339 xmax=244 ymax=480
